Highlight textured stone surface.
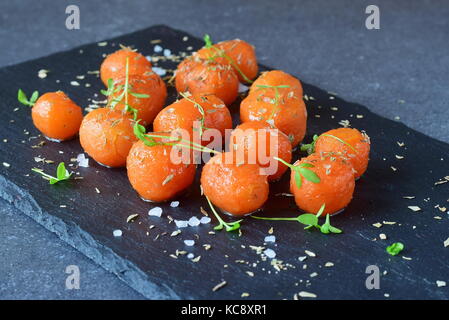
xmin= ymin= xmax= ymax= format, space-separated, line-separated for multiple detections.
xmin=0 ymin=0 xmax=448 ymax=299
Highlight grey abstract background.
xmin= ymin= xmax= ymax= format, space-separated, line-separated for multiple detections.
xmin=0 ymin=0 xmax=447 ymax=299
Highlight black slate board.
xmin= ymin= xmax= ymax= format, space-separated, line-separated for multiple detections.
xmin=1 ymin=25 xmax=448 ymax=300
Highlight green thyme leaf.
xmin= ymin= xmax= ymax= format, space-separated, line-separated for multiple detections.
xmin=386 ymin=242 xmax=404 ymax=256
xmin=30 ymin=91 xmax=39 ymax=104
xmin=299 ymin=167 xmax=320 ymax=183
xmin=294 ymin=170 xmax=302 ymax=189
xmin=32 ymin=162 xmax=71 ymax=185
xmin=297 ymin=214 xmax=318 ymax=226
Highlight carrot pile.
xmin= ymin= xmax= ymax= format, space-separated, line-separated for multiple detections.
xmin=18 ymin=34 xmax=371 ymax=234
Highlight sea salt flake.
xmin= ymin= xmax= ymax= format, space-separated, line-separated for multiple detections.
xmin=436 ymin=280 xmax=446 ymax=287
xmin=200 ymin=216 xmax=211 ymax=224
xmin=76 ymin=153 xmax=89 ymax=167
xmin=152 ymin=67 xmax=167 ymax=76
xmin=113 ymin=229 xmax=122 ymax=237
xmin=154 ymin=45 xmax=163 ymax=53
xmin=188 ymin=216 xmax=201 ymax=227
xmin=263 ymin=248 xmax=276 ymax=259
xmin=184 ymin=240 xmax=195 ymax=246
xmin=175 ymin=220 xmax=188 ymax=228
xmin=148 ymin=207 xmax=163 ymax=217
xmin=264 ymin=235 xmax=276 ymax=243
xmin=163 ymin=49 xmax=171 ymax=57
xmin=408 ymin=206 xmax=421 ymax=212
xmin=170 ymin=201 xmax=180 ymax=208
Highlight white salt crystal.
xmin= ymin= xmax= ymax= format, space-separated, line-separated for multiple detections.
xmin=170 ymin=201 xmax=180 ymax=208
xmin=113 ymin=229 xmax=122 ymax=237
xmin=154 ymin=45 xmax=163 ymax=53
xmin=264 ymin=248 xmax=276 ymax=259
xmin=175 ymin=220 xmax=188 ymax=228
xmin=148 ymin=207 xmax=163 ymax=217
xmin=76 ymin=153 xmax=89 ymax=168
xmin=184 ymin=240 xmax=195 ymax=246
xmin=152 ymin=67 xmax=167 ymax=76
xmin=163 ymin=49 xmax=171 ymax=57
xmin=188 ymin=216 xmax=201 ymax=227
xmin=264 ymin=235 xmax=276 ymax=243
xmin=200 ymin=216 xmax=211 ymax=224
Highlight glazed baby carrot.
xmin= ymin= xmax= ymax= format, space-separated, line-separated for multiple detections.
xmin=249 ymin=70 xmax=303 ymax=97
xmin=153 ymin=93 xmax=232 ymax=146
xmin=108 ymin=72 xmax=167 ymax=125
xmin=100 ymin=46 xmax=152 ymax=85
xmin=313 ymin=128 xmax=371 ymax=178
xmin=240 ymin=90 xmax=307 ymax=147
xmin=196 ymin=35 xmax=258 ymax=83
xmin=229 ymin=121 xmax=292 ymax=181
xmin=289 ymin=153 xmax=355 ymax=215
xmin=18 ymin=90 xmax=83 ymax=142
xmin=201 ymin=152 xmax=269 ymax=216
xmin=175 ymin=56 xmax=239 ymax=105
xmin=127 ymin=129 xmax=196 ymax=202
xmin=79 ymin=107 xmax=137 ymax=168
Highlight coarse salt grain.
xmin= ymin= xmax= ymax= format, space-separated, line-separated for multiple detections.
xmin=113 ymin=229 xmax=122 ymax=237
xmin=263 ymin=248 xmax=276 ymax=259
xmin=184 ymin=240 xmax=195 ymax=246
xmin=188 ymin=216 xmax=201 ymax=227
xmin=163 ymin=49 xmax=171 ymax=57
xmin=200 ymin=216 xmax=211 ymax=224
xmin=170 ymin=201 xmax=180 ymax=208
xmin=264 ymin=235 xmax=276 ymax=243
xmin=154 ymin=45 xmax=163 ymax=53
xmin=76 ymin=153 xmax=89 ymax=167
xmin=152 ymin=67 xmax=167 ymax=76
xmin=148 ymin=207 xmax=163 ymax=217
xmin=175 ymin=220 xmax=188 ymax=228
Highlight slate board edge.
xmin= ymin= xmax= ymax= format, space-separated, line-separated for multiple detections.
xmin=0 ymin=175 xmax=179 ymax=299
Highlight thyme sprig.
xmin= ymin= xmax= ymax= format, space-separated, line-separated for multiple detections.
xmin=101 ymin=57 xmax=149 ymax=120
xmin=206 ymin=196 xmax=242 ymax=232
xmin=252 ymin=204 xmax=342 ymax=234
xmin=274 ymin=156 xmax=320 ymax=189
xmin=31 ymin=162 xmax=72 ymax=185
xmin=203 ymin=34 xmax=254 ymax=84
xmin=17 ymin=89 xmax=39 ymax=107
xmin=133 ymin=121 xmax=219 ymax=154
